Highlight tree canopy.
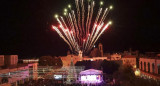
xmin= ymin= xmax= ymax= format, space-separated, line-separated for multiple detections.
xmin=39 ymin=56 xmax=62 ymax=68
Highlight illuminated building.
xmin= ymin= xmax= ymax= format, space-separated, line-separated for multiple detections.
xmin=98 ymin=43 xmax=103 ymax=57
xmin=0 ymin=55 xmax=38 ymax=86
xmin=4 ymin=55 xmax=18 ymax=66
xmin=22 ymin=59 xmax=39 ymax=63
xmin=122 ymin=55 xmax=137 ymax=68
xmin=0 ymin=55 xmax=4 ymax=67
xmin=111 ymin=53 xmax=121 ymax=60
xmin=139 ymin=54 xmax=160 ymax=80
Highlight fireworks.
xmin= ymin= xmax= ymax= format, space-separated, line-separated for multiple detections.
xmin=52 ymin=0 xmax=113 ymax=54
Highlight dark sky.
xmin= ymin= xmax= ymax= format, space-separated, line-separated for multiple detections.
xmin=0 ymin=0 xmax=160 ymax=58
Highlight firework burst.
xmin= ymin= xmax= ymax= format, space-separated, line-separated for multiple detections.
xmin=52 ymin=0 xmax=113 ymax=54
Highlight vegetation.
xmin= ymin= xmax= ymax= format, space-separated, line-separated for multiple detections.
xmin=101 ymin=60 xmax=120 ymax=75
xmin=75 ymin=60 xmax=93 ymax=70
xmin=39 ymin=56 xmax=62 ymax=68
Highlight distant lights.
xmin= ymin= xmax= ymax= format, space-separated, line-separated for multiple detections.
xmin=64 ymin=12 xmax=67 ymax=16
xmin=90 ymin=59 xmax=93 ymax=61
xmin=64 ymin=8 xmax=68 ymax=12
xmin=68 ymin=4 xmax=71 ymax=8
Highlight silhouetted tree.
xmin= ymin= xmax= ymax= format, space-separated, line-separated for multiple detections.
xmin=39 ymin=56 xmax=54 ymax=66
xmin=113 ymin=64 xmax=135 ymax=86
xmin=53 ymin=57 xmax=63 ymax=68
xmin=101 ymin=60 xmax=120 ymax=74
xmin=75 ymin=60 xmax=92 ymax=70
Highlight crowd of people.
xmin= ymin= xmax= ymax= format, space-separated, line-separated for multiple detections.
xmin=20 ymin=78 xmax=110 ymax=86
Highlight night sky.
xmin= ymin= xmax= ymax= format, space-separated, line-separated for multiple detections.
xmin=1 ymin=0 xmax=160 ymax=58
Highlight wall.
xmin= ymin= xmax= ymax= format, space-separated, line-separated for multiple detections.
xmin=122 ymin=56 xmax=136 ymax=68
xmin=4 ymin=55 xmax=18 ymax=66
xmin=111 ymin=54 xmax=121 ymax=60
xmin=0 ymin=55 xmax=4 ymax=67
xmin=139 ymin=58 xmax=160 ymax=74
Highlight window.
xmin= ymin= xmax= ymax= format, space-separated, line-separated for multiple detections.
xmin=158 ymin=64 xmax=160 ymax=74
xmin=148 ymin=63 xmax=150 ymax=73
xmin=144 ymin=62 xmax=146 ymax=71
xmin=152 ymin=63 xmax=155 ymax=73
xmin=141 ymin=61 xmax=142 ymax=70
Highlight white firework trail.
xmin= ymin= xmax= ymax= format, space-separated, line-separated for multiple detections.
xmin=52 ymin=0 xmax=113 ymax=54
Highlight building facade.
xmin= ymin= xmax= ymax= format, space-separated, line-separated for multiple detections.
xmin=4 ymin=55 xmax=18 ymax=66
xmin=0 ymin=55 xmax=38 ymax=86
xmin=0 ymin=55 xmax=4 ymax=67
xmin=122 ymin=55 xmax=136 ymax=68
xmin=139 ymin=57 xmax=160 ymax=79
xmin=98 ymin=43 xmax=103 ymax=57
xmin=111 ymin=53 xmax=121 ymax=60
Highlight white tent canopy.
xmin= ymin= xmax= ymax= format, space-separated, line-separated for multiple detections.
xmin=79 ymin=69 xmax=103 ymax=75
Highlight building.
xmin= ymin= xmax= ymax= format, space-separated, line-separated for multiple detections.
xmin=89 ymin=48 xmax=101 ymax=57
xmin=0 ymin=55 xmax=18 ymax=68
xmin=0 ymin=55 xmax=4 ymax=67
xmin=83 ymin=57 xmax=107 ymax=61
xmin=60 ymin=55 xmax=81 ymax=67
xmin=4 ymin=55 xmax=18 ymax=66
xmin=123 ymin=48 xmax=139 ymax=57
xmin=61 ymin=54 xmax=108 ymax=67
xmin=110 ymin=53 xmax=121 ymax=60
xmin=139 ymin=56 xmax=160 ymax=80
xmin=98 ymin=43 xmax=103 ymax=57
xmin=122 ymin=55 xmax=136 ymax=68
xmin=0 ymin=55 xmax=38 ymax=86
xmin=89 ymin=43 xmax=104 ymax=57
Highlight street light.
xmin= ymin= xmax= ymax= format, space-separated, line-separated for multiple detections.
xmin=64 ymin=8 xmax=68 ymax=12
xmin=64 ymin=12 xmax=67 ymax=16
xmin=135 ymin=69 xmax=140 ymax=76
xmin=68 ymin=4 xmax=71 ymax=8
